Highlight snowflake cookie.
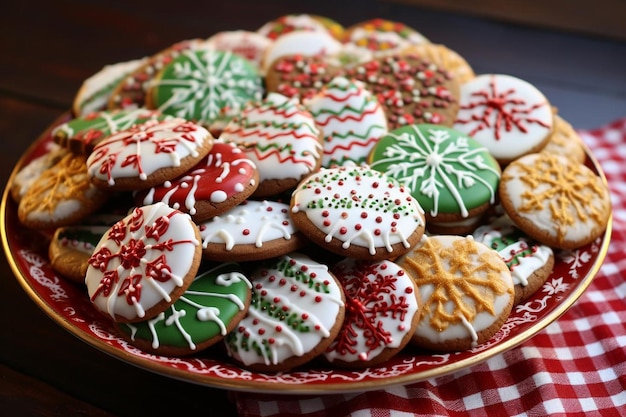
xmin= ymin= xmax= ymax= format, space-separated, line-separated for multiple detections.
xmin=396 ymin=235 xmax=514 ymax=352
xmin=224 ymin=253 xmax=345 ymax=372
xmin=117 ymin=262 xmax=252 ymax=356
xmin=324 ymin=258 xmax=421 ymax=368
xmin=85 ymin=203 xmax=203 ymax=322
xmin=499 ymin=152 xmax=611 ymax=250
xmin=369 ymin=124 xmax=500 ymax=234
xmin=290 ymin=164 xmax=426 ymax=260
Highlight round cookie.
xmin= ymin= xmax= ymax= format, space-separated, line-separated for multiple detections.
xmin=453 ymin=73 xmax=554 ymax=165
xmin=344 ymin=18 xmax=429 ymax=57
xmin=205 ymin=30 xmax=273 ymax=72
xmin=85 ymin=203 xmax=202 ymax=323
xmin=345 ymin=53 xmax=460 ymax=130
xmin=541 ymin=114 xmax=586 ymax=163
xmin=324 ymin=258 xmax=420 ymax=368
xmin=52 ymin=108 xmax=165 ymax=155
xmin=396 ymin=235 xmax=514 ymax=351
xmin=264 ymin=54 xmax=340 ymax=101
xmin=135 ymin=141 xmax=259 ymax=222
xmin=73 ymin=58 xmax=147 ymax=117
xmin=17 ymin=152 xmax=109 ymax=230
xmin=261 ymin=30 xmax=343 ymax=73
xmin=499 ymin=152 xmax=611 ymax=250
xmin=220 ymin=92 xmax=323 ymax=197
xmin=117 ymin=262 xmax=252 ymax=356
xmin=224 ymin=252 xmax=345 ymax=372
xmin=147 ymin=49 xmax=263 ymax=131
xmin=257 ymin=14 xmax=344 ymax=40
xmin=305 ymin=76 xmax=388 ymax=168
xmin=197 ymin=199 xmax=307 ymax=262
xmin=10 ymin=143 xmax=68 ymax=203
xmin=401 ymin=43 xmax=475 ymax=84
xmin=86 ymin=118 xmax=213 ymax=191
xmin=290 ymin=164 xmax=426 ymax=260
xmin=368 ymin=124 xmax=501 ymax=235
xmin=473 ymin=215 xmax=554 ymax=305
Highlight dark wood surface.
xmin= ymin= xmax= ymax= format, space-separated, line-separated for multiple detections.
xmin=1 ymin=1 xmax=625 ymax=416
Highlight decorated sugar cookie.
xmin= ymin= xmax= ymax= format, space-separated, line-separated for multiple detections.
xmin=197 ymin=199 xmax=306 ymax=262
xmin=473 ymin=215 xmax=554 ymax=304
xmin=224 ymin=253 xmax=345 ymax=372
xmin=344 ymin=18 xmax=429 ymax=57
xmin=220 ymin=92 xmax=323 ymax=197
xmin=85 ymin=203 xmax=202 ymax=322
xmin=401 ymin=43 xmax=475 ymax=84
xmin=499 ymin=152 xmax=611 ymax=250
xmin=264 ymin=54 xmax=340 ymax=101
xmin=257 ymin=14 xmax=344 ymax=40
xmin=368 ymin=124 xmax=501 ymax=234
xmin=324 ymin=258 xmax=420 ymax=368
xmin=147 ymin=49 xmax=264 ymax=131
xmin=117 ymin=262 xmax=252 ymax=356
xmin=345 ymin=53 xmax=460 ymax=130
xmin=52 ymin=108 xmax=166 ymax=155
xmin=135 ymin=141 xmax=258 ymax=222
xmin=261 ymin=30 xmax=343 ymax=73
xmin=305 ymin=76 xmax=388 ymax=167
xmin=206 ymin=30 xmax=273 ymax=72
xmin=290 ymin=165 xmax=426 ymax=260
xmin=73 ymin=58 xmax=147 ymax=117
xmin=453 ymin=74 xmax=554 ymax=164
xmin=86 ymin=118 xmax=213 ymax=191
xmin=10 ymin=143 xmax=68 ymax=203
xmin=396 ymin=235 xmax=514 ymax=351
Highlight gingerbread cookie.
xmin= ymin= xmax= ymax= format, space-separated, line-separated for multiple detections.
xmin=220 ymin=93 xmax=323 ymax=197
xmin=344 ymin=18 xmax=429 ymax=57
xmin=345 ymin=53 xmax=460 ymax=130
xmin=147 ymin=49 xmax=263 ymax=131
xmin=10 ymin=143 xmax=68 ymax=203
xmin=499 ymin=152 xmax=611 ymax=250
xmin=368 ymin=124 xmax=501 ymax=235
xmin=264 ymin=54 xmax=340 ymax=101
xmin=86 ymin=118 xmax=213 ymax=191
xmin=52 ymin=108 xmax=165 ymax=155
xmin=17 ymin=152 xmax=109 ymax=230
xmin=401 ymin=43 xmax=475 ymax=84
xmin=396 ymin=235 xmax=514 ymax=351
xmin=117 ymin=262 xmax=252 ymax=356
xmin=290 ymin=165 xmax=426 ymax=260
xmin=305 ymin=76 xmax=388 ymax=167
xmin=85 ymin=203 xmax=203 ymax=322
xmin=135 ymin=141 xmax=258 ymax=222
xmin=257 ymin=14 xmax=344 ymax=40
xmin=205 ymin=30 xmax=273 ymax=72
xmin=474 ymin=215 xmax=554 ymax=305
xmin=198 ymin=199 xmax=307 ymax=262
xmin=453 ymin=74 xmax=554 ymax=165
xmin=324 ymin=258 xmax=420 ymax=368
xmin=542 ymin=114 xmax=586 ymax=163
xmin=224 ymin=253 xmax=345 ymax=372
xmin=261 ymin=30 xmax=342 ymax=73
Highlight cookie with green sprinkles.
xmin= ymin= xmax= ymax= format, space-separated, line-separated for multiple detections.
xmin=290 ymin=165 xmax=426 ymax=260
xmin=117 ymin=262 xmax=252 ymax=356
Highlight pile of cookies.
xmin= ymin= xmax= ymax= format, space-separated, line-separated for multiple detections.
xmin=10 ymin=15 xmax=611 ymax=372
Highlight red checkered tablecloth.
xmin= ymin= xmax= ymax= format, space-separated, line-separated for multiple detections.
xmin=233 ymin=119 xmax=626 ymax=417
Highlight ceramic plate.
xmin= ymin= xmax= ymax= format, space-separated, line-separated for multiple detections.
xmin=1 ymin=114 xmax=612 ymax=394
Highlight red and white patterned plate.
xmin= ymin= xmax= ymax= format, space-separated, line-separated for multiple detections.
xmin=1 ymin=114 xmax=611 ymax=394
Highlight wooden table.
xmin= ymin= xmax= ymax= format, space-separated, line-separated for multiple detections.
xmin=2 ymin=1 xmax=625 ymax=415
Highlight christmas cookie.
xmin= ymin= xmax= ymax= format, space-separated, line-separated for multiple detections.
xmin=134 ymin=141 xmax=259 ymax=222
xmin=473 ymin=215 xmax=554 ymax=304
xmin=453 ymin=74 xmax=554 ymax=165
xmin=499 ymin=152 xmax=611 ymax=250
xmin=108 ymin=39 xmax=201 ymax=111
xmin=324 ymin=258 xmax=420 ymax=368
xmin=206 ymin=30 xmax=273 ymax=72
xmin=85 ymin=203 xmax=202 ymax=322
xmin=344 ymin=18 xmax=429 ymax=58
xmin=401 ymin=43 xmax=475 ymax=84
xmin=542 ymin=114 xmax=586 ymax=163
xmin=396 ymin=235 xmax=514 ymax=351
xmin=257 ymin=14 xmax=344 ymax=40
xmin=86 ymin=118 xmax=213 ymax=191
xmin=290 ymin=165 xmax=426 ymax=260
xmin=73 ymin=58 xmax=147 ymax=117
xmin=52 ymin=108 xmax=165 ymax=155
xmin=10 ymin=143 xmax=68 ymax=203
xmin=224 ymin=253 xmax=345 ymax=372
xmin=261 ymin=30 xmax=342 ymax=73
xmin=368 ymin=124 xmax=501 ymax=235
xmin=117 ymin=262 xmax=252 ymax=356
xmin=147 ymin=49 xmax=264 ymax=131
xmin=264 ymin=54 xmax=340 ymax=101
xmin=345 ymin=53 xmax=460 ymax=130
xmin=220 ymin=93 xmax=323 ymax=197
xmin=17 ymin=152 xmax=109 ymax=230
xmin=197 ymin=199 xmax=307 ymax=262
xmin=305 ymin=76 xmax=388 ymax=168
